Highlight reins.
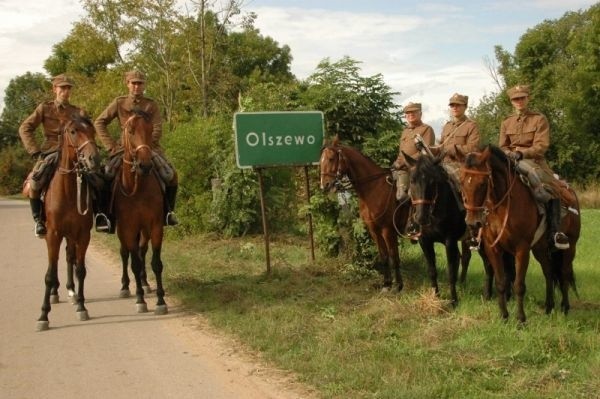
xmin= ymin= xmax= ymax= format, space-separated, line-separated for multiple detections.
xmin=120 ymin=115 xmax=152 ymax=197
xmin=462 ymin=156 xmax=517 ymax=247
xmin=57 ymin=129 xmax=95 ymax=215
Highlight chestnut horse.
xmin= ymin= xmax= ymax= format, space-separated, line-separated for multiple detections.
xmin=460 ymin=145 xmax=580 ymax=323
xmin=37 ymin=114 xmax=101 ymax=331
xmin=112 ymin=110 xmax=167 ymax=315
xmin=320 ymin=138 xmax=410 ymax=291
xmin=404 ymin=152 xmax=496 ymax=305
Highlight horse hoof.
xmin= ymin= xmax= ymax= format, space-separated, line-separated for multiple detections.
xmin=36 ymin=321 xmax=49 ymax=332
xmin=136 ymin=303 xmax=148 ymax=313
xmin=154 ymin=305 xmax=168 ymax=315
xmin=119 ymin=289 xmax=131 ymax=298
xmin=50 ymin=294 xmax=59 ymax=304
xmin=68 ymin=289 xmax=76 ymax=298
xmin=77 ymin=310 xmax=89 ymax=321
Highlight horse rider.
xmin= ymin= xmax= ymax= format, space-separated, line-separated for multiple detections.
xmin=499 ymin=84 xmax=569 ymax=250
xmin=94 ymin=70 xmax=179 ymax=231
xmin=433 ymin=93 xmax=481 ymax=210
xmin=18 ymin=74 xmax=110 ymax=238
xmin=391 ymin=102 xmax=435 ymax=202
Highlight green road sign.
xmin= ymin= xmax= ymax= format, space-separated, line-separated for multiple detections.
xmin=234 ymin=111 xmax=324 ymax=168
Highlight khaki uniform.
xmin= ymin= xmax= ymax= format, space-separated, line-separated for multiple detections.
xmin=19 ymin=101 xmax=84 ymax=156
xmin=499 ymin=109 xmax=557 ymax=201
xmin=438 ymin=116 xmax=480 ymax=162
xmin=394 ymin=123 xmax=435 ymax=170
xmin=94 ymin=95 xmax=163 ymax=154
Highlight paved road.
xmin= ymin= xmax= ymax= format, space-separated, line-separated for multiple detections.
xmin=0 ymin=198 xmax=314 ymax=399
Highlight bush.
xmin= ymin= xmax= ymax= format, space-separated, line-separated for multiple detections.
xmin=0 ymin=144 xmax=31 ymax=195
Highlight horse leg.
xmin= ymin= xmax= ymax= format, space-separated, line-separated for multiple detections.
xmin=129 ymin=246 xmax=148 ymax=313
xmin=419 ymin=238 xmax=439 ymax=295
xmin=533 ymin=246 xmax=555 ymax=315
xmin=477 ymin=247 xmax=494 ymax=300
xmin=459 ymin=240 xmax=471 ymax=285
xmin=383 ymin=229 xmax=402 ymax=291
xmin=73 ymin=237 xmax=90 ymax=321
xmin=445 ymin=239 xmax=460 ymax=306
xmin=513 ymin=249 xmax=530 ymax=324
xmin=38 ymin=236 xmax=61 ymax=331
xmin=556 ymin=248 xmax=575 ymax=315
xmin=119 ymin=244 xmax=131 ymax=298
xmin=371 ymin=231 xmax=392 ymax=290
xmin=151 ymin=247 xmax=168 ymax=315
xmin=140 ymin=235 xmax=152 ymax=293
xmin=65 ymin=242 xmax=77 ymax=301
xmin=485 ymin=247 xmax=509 ymax=320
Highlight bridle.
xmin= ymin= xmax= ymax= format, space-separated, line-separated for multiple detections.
xmin=58 ymin=122 xmax=97 ymax=215
xmin=461 ymin=156 xmax=517 ymax=247
xmin=120 ymin=114 xmax=153 ymax=196
xmin=410 ymin=178 xmax=440 ymax=223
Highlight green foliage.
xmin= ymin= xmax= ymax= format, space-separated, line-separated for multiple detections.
xmin=0 ymin=144 xmax=31 ymax=195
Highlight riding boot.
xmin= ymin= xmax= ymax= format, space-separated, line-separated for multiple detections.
xmin=165 ymin=185 xmax=179 ymax=226
xmin=30 ymin=198 xmax=46 ymax=238
xmin=95 ymin=185 xmax=115 ymax=234
xmin=547 ymin=198 xmax=569 ymax=250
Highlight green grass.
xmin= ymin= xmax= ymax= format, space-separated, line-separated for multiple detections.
xmin=95 ymin=211 xmax=600 ymax=399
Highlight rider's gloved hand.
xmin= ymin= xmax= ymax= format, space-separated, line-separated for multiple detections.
xmin=507 ymin=151 xmax=523 ymax=161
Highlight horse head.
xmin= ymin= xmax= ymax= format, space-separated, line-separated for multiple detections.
xmin=460 ymin=146 xmax=493 ymax=229
xmin=408 ymin=153 xmax=445 ymax=226
xmin=319 ymin=139 xmax=349 ymax=192
xmin=123 ymin=110 xmax=154 ymax=175
xmin=62 ymin=113 xmax=101 ymax=173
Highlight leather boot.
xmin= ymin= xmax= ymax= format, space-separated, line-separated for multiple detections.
xmin=547 ymin=198 xmax=569 ymax=250
xmin=94 ymin=186 xmax=114 ymax=233
xmin=30 ymin=198 xmax=46 ymax=238
xmin=165 ymin=185 xmax=179 ymax=226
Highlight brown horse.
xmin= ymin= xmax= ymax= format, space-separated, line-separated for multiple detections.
xmin=320 ymin=137 xmax=410 ymax=291
xmin=37 ymin=114 xmax=101 ymax=331
xmin=460 ymin=145 xmax=580 ymax=323
xmin=113 ymin=109 xmax=167 ymax=315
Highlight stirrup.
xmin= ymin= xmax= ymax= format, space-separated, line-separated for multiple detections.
xmin=95 ymin=213 xmax=111 ymax=233
xmin=34 ymin=221 xmax=46 ymax=238
xmin=165 ymin=211 xmax=179 ymax=226
xmin=553 ymin=232 xmax=570 ymax=250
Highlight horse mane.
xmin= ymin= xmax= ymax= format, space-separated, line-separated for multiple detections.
xmin=413 ymin=153 xmax=447 ymax=183
xmin=465 ymin=144 xmax=508 ymax=171
xmin=131 ymin=108 xmax=151 ymax=122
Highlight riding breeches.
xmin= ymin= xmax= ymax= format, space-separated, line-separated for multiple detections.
xmin=515 ymin=159 xmax=558 ymax=203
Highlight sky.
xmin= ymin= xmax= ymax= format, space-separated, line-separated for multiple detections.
xmin=0 ymin=0 xmax=597 ymax=135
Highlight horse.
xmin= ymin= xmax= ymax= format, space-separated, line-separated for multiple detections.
xmin=112 ymin=109 xmax=167 ymax=315
xmin=459 ymin=145 xmax=580 ymax=323
xmin=404 ymin=152 xmax=495 ymax=305
xmin=319 ymin=137 xmax=410 ymax=291
xmin=37 ymin=114 xmax=101 ymax=331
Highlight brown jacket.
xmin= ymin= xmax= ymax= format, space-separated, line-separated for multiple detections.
xmin=394 ymin=123 xmax=435 ymax=169
xmin=94 ymin=95 xmax=162 ymax=153
xmin=499 ymin=110 xmax=549 ymax=161
xmin=19 ymin=101 xmax=83 ymax=155
xmin=438 ymin=117 xmax=480 ymax=161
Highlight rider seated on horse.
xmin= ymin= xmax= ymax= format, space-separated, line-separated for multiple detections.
xmin=18 ymin=74 xmax=109 ymax=237
xmin=94 ymin=70 xmax=178 ymax=233
xmin=430 ymin=93 xmax=481 ymax=212
xmin=391 ymin=102 xmax=435 ymax=202
xmin=500 ymin=84 xmax=569 ymax=250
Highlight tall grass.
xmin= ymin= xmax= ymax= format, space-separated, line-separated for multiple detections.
xmin=95 ymin=210 xmax=600 ymax=399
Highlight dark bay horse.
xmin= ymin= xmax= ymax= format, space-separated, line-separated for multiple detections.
xmin=404 ymin=152 xmax=491 ymax=305
xmin=37 ymin=114 xmax=101 ymax=331
xmin=113 ymin=110 xmax=167 ymax=315
xmin=319 ymin=137 xmax=410 ymax=291
xmin=460 ymin=145 xmax=580 ymax=323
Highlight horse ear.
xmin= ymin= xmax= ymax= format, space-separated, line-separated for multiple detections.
xmin=403 ymin=151 xmax=417 ymax=167
xmin=332 ymin=134 xmax=340 ymax=147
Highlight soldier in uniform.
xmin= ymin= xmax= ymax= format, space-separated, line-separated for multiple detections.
xmin=391 ymin=102 xmax=435 ymax=201
xmin=94 ymin=70 xmax=179 ymax=230
xmin=434 ymin=93 xmax=480 ymax=209
xmin=19 ymin=74 xmax=110 ymax=237
xmin=499 ymin=84 xmax=569 ymax=250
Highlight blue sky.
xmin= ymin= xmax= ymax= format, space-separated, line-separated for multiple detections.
xmin=0 ymin=0 xmax=597 ymax=134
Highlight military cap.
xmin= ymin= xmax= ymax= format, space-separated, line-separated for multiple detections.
xmin=52 ymin=74 xmax=74 ymax=87
xmin=448 ymin=93 xmax=468 ymax=105
xmin=125 ymin=70 xmax=146 ymax=83
xmin=403 ymin=102 xmax=422 ymax=112
xmin=507 ymin=84 xmax=530 ymax=99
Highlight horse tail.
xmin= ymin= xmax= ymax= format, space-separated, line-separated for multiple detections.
xmin=551 ymin=250 xmax=578 ymax=297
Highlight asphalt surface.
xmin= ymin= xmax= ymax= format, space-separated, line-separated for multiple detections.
xmin=0 ymin=198 xmax=313 ymax=399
